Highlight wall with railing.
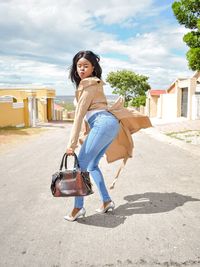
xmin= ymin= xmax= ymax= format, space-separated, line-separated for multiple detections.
xmin=0 ymin=96 xmax=24 ymax=127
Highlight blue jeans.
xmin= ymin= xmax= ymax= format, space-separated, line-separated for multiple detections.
xmin=74 ymin=111 xmax=120 ymax=208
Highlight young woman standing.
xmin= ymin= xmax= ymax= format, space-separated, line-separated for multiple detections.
xmin=65 ymin=51 xmax=119 ymax=221
xmin=65 ymin=50 xmax=152 ymax=221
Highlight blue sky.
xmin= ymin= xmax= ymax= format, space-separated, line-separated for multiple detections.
xmin=0 ymin=0 xmax=193 ymax=95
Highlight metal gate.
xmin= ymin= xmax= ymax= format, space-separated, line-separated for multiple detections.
xmin=181 ymin=87 xmax=188 ymax=117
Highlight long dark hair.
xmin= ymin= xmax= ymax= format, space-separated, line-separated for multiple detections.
xmin=69 ymin=50 xmax=102 ymax=88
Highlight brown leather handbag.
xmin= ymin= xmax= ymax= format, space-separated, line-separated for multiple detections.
xmin=50 ymin=153 xmax=93 ymax=197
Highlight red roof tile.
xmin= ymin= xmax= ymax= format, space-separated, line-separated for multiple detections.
xmin=54 ymin=103 xmax=65 ymax=110
xmin=150 ymin=90 xmax=166 ymax=96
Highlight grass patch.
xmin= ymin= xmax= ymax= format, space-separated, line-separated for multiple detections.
xmin=166 ymin=130 xmax=200 ymax=136
xmin=166 ymin=130 xmax=192 ymax=136
xmin=166 ymin=131 xmax=184 ymax=140
xmin=166 ymin=130 xmax=200 ymax=144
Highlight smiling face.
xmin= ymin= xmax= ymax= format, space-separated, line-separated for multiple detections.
xmin=76 ymin=57 xmax=94 ymax=80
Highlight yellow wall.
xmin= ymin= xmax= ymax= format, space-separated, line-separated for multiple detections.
xmin=0 ymin=90 xmax=27 ymax=101
xmin=23 ymin=98 xmax=29 ymax=127
xmin=43 ymin=103 xmax=47 ymax=122
xmin=0 ymin=89 xmax=55 ymax=100
xmin=37 ymin=100 xmax=44 ymax=122
xmin=0 ymin=102 xmax=24 ymax=127
xmin=36 ymin=89 xmax=55 ymax=99
xmin=0 ymin=88 xmax=55 ymax=127
xmin=47 ymin=98 xmax=53 ymax=121
xmin=37 ymin=100 xmax=48 ymax=122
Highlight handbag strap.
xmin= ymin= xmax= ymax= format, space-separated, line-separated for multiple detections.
xmin=65 ymin=153 xmax=80 ymax=169
xmin=59 ymin=153 xmax=67 ymax=170
xmin=59 ymin=153 xmax=80 ymax=171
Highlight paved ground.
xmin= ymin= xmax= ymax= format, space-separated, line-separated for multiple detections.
xmin=0 ymin=121 xmax=200 ymax=267
xmin=151 ymin=118 xmax=200 ymax=133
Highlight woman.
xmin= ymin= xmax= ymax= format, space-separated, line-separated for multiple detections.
xmin=65 ymin=50 xmax=152 ymax=221
xmin=65 ymin=50 xmax=119 ymax=221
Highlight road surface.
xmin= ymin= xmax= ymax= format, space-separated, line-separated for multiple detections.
xmin=0 ymin=122 xmax=200 ymax=267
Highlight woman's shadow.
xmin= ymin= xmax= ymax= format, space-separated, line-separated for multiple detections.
xmin=77 ymin=192 xmax=200 ymax=228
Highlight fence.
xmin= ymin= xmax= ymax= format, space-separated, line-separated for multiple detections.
xmin=54 ymin=109 xmax=75 ymax=121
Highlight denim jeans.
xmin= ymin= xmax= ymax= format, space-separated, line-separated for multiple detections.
xmin=74 ymin=111 xmax=120 ymax=208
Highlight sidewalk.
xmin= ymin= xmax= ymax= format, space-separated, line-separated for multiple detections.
xmin=150 ymin=118 xmax=200 ymax=133
xmin=142 ymin=118 xmax=200 ymax=157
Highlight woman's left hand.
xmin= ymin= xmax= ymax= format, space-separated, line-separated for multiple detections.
xmin=66 ymin=147 xmax=74 ymax=156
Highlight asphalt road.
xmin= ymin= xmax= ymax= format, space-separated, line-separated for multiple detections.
xmin=0 ymin=122 xmax=200 ymax=267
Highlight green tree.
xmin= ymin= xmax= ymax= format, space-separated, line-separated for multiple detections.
xmin=172 ymin=0 xmax=200 ymax=70
xmin=129 ymin=95 xmax=147 ymax=108
xmin=106 ymin=70 xmax=150 ymax=107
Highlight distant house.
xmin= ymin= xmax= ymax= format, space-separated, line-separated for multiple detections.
xmin=54 ymin=103 xmax=65 ymax=121
xmin=146 ymin=71 xmax=200 ymax=120
xmin=54 ymin=103 xmax=65 ymax=111
xmin=0 ymin=88 xmax=55 ymax=127
xmin=146 ymin=89 xmax=167 ymax=117
xmin=166 ymin=71 xmax=200 ymax=120
xmin=53 ymin=103 xmax=75 ymax=121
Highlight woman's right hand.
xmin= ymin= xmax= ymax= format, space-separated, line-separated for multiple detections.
xmin=66 ymin=147 xmax=74 ymax=156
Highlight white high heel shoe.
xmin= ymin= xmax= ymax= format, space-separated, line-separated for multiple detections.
xmin=95 ymin=201 xmax=115 ymax=214
xmin=64 ymin=208 xmax=86 ymax=221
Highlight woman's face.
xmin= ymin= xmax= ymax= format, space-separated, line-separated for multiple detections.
xmin=76 ymin=57 xmax=94 ymax=80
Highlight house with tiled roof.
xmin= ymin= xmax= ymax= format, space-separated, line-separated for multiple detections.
xmin=146 ymin=71 xmax=200 ymax=120
xmin=146 ymin=89 xmax=167 ymax=117
xmin=166 ymin=71 xmax=200 ymax=120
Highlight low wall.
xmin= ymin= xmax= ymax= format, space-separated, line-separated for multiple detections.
xmin=161 ymin=94 xmax=177 ymax=119
xmin=54 ymin=110 xmax=75 ymax=121
xmin=0 ymin=99 xmax=24 ymax=127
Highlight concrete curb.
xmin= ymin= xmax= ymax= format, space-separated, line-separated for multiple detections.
xmin=142 ymin=126 xmax=200 ymax=157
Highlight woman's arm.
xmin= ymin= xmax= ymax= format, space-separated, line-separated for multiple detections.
xmin=67 ymin=86 xmax=95 ymax=151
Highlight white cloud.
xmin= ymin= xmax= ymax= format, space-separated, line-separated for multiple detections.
xmin=96 ymin=24 xmax=192 ymax=89
xmin=91 ymin=0 xmax=154 ymax=24
xmin=101 ymin=56 xmax=193 ymax=92
xmin=0 ymin=55 xmax=74 ymax=94
xmin=98 ymin=25 xmax=189 ymax=66
xmin=0 ymin=0 xmax=194 ymax=95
